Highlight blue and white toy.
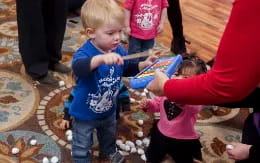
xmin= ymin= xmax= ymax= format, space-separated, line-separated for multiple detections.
xmin=130 ymin=55 xmax=183 ymax=89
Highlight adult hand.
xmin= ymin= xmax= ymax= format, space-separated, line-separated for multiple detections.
xmin=146 ymin=70 xmax=169 ymax=96
xmin=226 ymin=142 xmax=252 ymax=160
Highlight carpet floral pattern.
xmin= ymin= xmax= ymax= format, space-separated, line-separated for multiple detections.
xmin=0 ymin=70 xmax=39 ymax=132
xmin=0 ymin=0 xmax=248 ymax=163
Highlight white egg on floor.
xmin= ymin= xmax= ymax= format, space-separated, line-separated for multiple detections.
xmin=125 ymin=141 xmax=135 ymax=148
xmin=58 ymin=80 xmax=65 ymax=87
xmin=141 ymin=154 xmax=147 ymax=161
xmin=130 ymin=98 xmax=136 ymax=103
xmin=143 ymin=138 xmax=150 ymax=146
xmin=125 ymin=145 xmax=131 ymax=151
xmin=137 ymin=119 xmax=144 ymax=125
xmin=135 ymin=139 xmax=142 ymax=146
xmin=116 ymin=139 xmax=123 ymax=146
xmin=30 ymin=139 xmax=37 ymax=146
xmin=50 ymin=156 xmax=59 ymax=163
xmin=130 ymin=147 xmax=137 ymax=153
xmin=65 ymin=130 xmax=72 ymax=136
xmin=67 ymin=135 xmax=73 ymax=141
xmin=42 ymin=157 xmax=49 ymax=163
xmin=137 ymin=148 xmax=144 ymax=155
xmin=119 ymin=144 xmax=126 ymax=151
xmin=137 ymin=131 xmax=143 ymax=137
xmin=11 ymin=147 xmax=19 ymax=154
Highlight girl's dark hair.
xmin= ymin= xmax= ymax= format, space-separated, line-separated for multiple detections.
xmin=178 ymin=53 xmax=207 ymax=75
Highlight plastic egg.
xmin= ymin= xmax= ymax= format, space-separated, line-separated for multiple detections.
xmin=30 ymin=139 xmax=37 ymax=146
xmin=11 ymin=147 xmax=19 ymax=154
xmin=50 ymin=156 xmax=59 ymax=163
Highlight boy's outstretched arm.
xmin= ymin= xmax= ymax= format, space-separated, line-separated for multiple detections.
xmin=73 ymin=53 xmax=124 ymax=77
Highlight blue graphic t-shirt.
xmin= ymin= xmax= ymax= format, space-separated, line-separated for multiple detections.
xmin=70 ymin=40 xmax=138 ymax=120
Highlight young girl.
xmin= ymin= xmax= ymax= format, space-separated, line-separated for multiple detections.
xmin=140 ymin=55 xmax=207 ymax=163
xmin=124 ymin=0 xmax=168 ymax=62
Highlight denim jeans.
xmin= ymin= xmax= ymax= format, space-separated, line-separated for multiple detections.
xmin=72 ymin=112 xmax=117 ymax=163
xmin=128 ymin=36 xmax=155 ymax=63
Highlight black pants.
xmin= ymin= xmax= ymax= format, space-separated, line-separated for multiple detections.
xmin=167 ymin=0 xmax=183 ymax=39
xmin=146 ymin=123 xmax=202 ymax=163
xmin=167 ymin=0 xmax=186 ymax=54
xmin=218 ymin=88 xmax=260 ymax=163
xmin=16 ymin=0 xmax=67 ymax=78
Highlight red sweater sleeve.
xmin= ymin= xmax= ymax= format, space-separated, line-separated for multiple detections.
xmin=164 ymin=0 xmax=260 ymax=105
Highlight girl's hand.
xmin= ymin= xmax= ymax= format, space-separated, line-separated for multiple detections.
xmin=157 ymin=23 xmax=164 ymax=34
xmin=124 ymin=26 xmax=131 ymax=35
xmin=147 ymin=70 xmax=169 ymax=96
xmin=139 ymin=99 xmax=149 ymax=111
xmin=226 ymin=142 xmax=251 ymax=160
xmin=60 ymin=119 xmax=70 ymax=130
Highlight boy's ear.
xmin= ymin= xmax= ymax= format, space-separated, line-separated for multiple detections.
xmin=85 ymin=28 xmax=95 ymax=38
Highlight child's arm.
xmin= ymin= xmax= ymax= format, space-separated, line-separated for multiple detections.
xmin=73 ymin=53 xmax=124 ymax=77
xmin=124 ymin=9 xmax=131 ymax=35
xmin=139 ymin=97 xmax=163 ymax=112
xmin=157 ymin=8 xmax=168 ymax=34
xmin=138 ymin=55 xmax=159 ymax=71
xmin=90 ymin=53 xmax=124 ymax=70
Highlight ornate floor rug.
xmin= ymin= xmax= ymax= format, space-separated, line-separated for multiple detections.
xmin=0 ymin=0 xmax=248 ymax=163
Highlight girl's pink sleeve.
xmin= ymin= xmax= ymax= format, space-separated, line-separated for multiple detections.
xmin=147 ymin=97 xmax=164 ymax=112
xmin=124 ymin=0 xmax=135 ymax=10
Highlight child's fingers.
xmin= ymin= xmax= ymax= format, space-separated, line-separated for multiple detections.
xmin=66 ymin=122 xmax=70 ymax=129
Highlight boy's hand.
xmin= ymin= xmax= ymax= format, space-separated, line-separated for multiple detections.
xmin=157 ymin=23 xmax=164 ymax=34
xmin=103 ymin=53 xmax=124 ymax=65
xmin=147 ymin=70 xmax=168 ymax=96
xmin=93 ymin=53 xmax=124 ymax=66
xmin=226 ymin=142 xmax=251 ymax=160
xmin=139 ymin=99 xmax=149 ymax=111
xmin=60 ymin=119 xmax=70 ymax=130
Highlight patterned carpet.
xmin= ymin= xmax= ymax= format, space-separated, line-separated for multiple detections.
xmin=0 ymin=0 xmax=249 ymax=163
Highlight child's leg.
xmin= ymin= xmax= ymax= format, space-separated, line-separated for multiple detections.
xmin=96 ymin=112 xmax=124 ymax=162
xmin=128 ymin=36 xmax=142 ymax=54
xmin=139 ymin=38 xmax=155 ymax=61
xmin=71 ymin=118 xmax=94 ymax=163
xmin=146 ymin=124 xmax=167 ymax=163
xmin=167 ymin=139 xmax=198 ymax=163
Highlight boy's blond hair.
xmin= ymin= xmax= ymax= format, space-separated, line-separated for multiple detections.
xmin=81 ymin=0 xmax=124 ymax=30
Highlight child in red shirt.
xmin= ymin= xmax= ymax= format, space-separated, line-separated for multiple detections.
xmin=124 ymin=0 xmax=168 ymax=62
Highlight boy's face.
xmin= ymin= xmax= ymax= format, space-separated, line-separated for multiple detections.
xmin=89 ymin=22 xmax=123 ymax=52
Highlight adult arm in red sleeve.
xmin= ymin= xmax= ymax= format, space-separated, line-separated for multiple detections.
xmin=164 ymin=0 xmax=260 ymax=105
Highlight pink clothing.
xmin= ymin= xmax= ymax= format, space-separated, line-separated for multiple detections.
xmin=124 ymin=0 xmax=168 ymax=40
xmin=147 ymin=96 xmax=201 ymax=139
